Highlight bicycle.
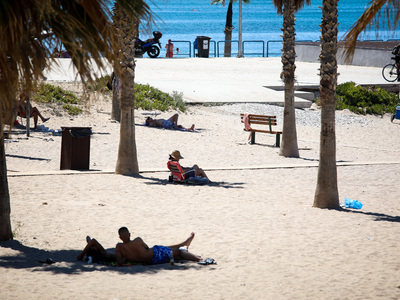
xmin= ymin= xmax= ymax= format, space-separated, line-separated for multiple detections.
xmin=382 ymin=57 xmax=400 ymax=82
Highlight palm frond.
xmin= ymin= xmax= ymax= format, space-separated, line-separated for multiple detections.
xmin=273 ymin=0 xmax=311 ymax=14
xmin=0 ymin=0 xmax=151 ymax=129
xmin=342 ymin=0 xmax=400 ymax=61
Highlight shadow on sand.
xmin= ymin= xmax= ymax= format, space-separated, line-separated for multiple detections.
xmin=137 ymin=175 xmax=245 ymax=189
xmin=6 ymin=154 xmax=51 ymax=162
xmin=329 ymin=207 xmax=400 ymax=223
xmin=0 ymin=240 xmax=211 ymax=275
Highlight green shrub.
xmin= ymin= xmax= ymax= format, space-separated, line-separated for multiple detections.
xmin=34 ymin=83 xmax=80 ymax=105
xmin=62 ymin=103 xmax=83 ymax=115
xmin=88 ymin=76 xmax=186 ymax=112
xmin=32 ymin=79 xmax=186 ymax=116
xmin=33 ymin=83 xmax=82 ymax=115
xmin=335 ymin=81 xmax=398 ymax=115
xmin=134 ymin=84 xmax=185 ymax=112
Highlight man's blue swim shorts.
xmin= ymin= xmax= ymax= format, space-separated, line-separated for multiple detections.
xmin=152 ymin=245 xmax=172 ymax=264
xmin=162 ymin=118 xmax=174 ymax=129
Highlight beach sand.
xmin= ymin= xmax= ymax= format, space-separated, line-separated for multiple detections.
xmin=1 ymin=81 xmax=400 ymax=300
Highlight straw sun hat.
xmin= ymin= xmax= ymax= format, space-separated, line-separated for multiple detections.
xmin=170 ymin=150 xmax=184 ymax=159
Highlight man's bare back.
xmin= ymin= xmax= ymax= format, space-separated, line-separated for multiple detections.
xmin=115 ymin=236 xmax=154 ymax=265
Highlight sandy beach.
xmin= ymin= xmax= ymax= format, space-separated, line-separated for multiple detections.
xmin=1 ymin=58 xmax=400 ymax=299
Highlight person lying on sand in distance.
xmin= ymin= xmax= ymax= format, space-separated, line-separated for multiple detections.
xmin=115 ymin=227 xmax=201 ymax=266
xmin=77 ymin=227 xmax=208 ymax=266
xmin=145 ymin=113 xmax=195 ymax=131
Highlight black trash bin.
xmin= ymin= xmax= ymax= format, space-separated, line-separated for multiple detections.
xmin=196 ymin=36 xmax=211 ymax=58
xmin=60 ymin=127 xmax=92 ymax=170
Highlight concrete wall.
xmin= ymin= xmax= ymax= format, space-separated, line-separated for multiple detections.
xmin=296 ymin=43 xmax=394 ymax=68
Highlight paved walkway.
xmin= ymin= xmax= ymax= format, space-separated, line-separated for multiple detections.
xmin=8 ymin=161 xmax=400 ymax=177
xmin=45 ymin=57 xmax=394 ymax=108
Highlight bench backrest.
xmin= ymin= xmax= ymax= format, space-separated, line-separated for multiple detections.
xmin=240 ymin=114 xmax=278 ymax=132
xmin=240 ymin=114 xmax=278 ymax=125
xmin=167 ymin=161 xmax=186 ymax=182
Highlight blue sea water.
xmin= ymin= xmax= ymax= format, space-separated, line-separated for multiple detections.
xmin=140 ymin=0 xmax=400 ymax=57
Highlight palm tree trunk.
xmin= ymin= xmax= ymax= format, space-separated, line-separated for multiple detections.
xmin=313 ymin=0 xmax=340 ymax=208
xmin=115 ymin=74 xmax=139 ymax=174
xmin=224 ymin=1 xmax=234 ymax=57
xmin=0 ymin=119 xmax=12 ymax=241
xmin=113 ymin=4 xmax=139 ymax=175
xmin=279 ymin=0 xmax=299 ymax=157
xmin=111 ymin=73 xmax=121 ymax=122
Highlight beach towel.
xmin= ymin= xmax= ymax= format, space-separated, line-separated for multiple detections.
xmin=243 ymin=114 xmax=253 ymax=141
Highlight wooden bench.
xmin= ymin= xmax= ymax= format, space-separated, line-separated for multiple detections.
xmin=240 ymin=113 xmax=282 ymax=147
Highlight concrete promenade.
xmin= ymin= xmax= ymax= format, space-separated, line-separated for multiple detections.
xmin=45 ymin=57 xmax=394 ymax=108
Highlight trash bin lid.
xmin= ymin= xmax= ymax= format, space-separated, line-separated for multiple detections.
xmin=61 ymin=126 xmax=92 ymax=130
xmin=61 ymin=127 xmax=92 ymax=138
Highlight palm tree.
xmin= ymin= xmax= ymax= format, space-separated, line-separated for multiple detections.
xmin=343 ymin=0 xmax=400 ymax=60
xmin=313 ymin=0 xmax=340 ymax=208
xmin=113 ymin=3 xmax=140 ymax=175
xmin=0 ymin=0 xmax=151 ymax=241
xmin=211 ymin=0 xmax=250 ymax=57
xmin=313 ymin=0 xmax=400 ymax=208
xmin=273 ymin=0 xmax=310 ymax=158
xmin=111 ymin=72 xmax=121 ymax=122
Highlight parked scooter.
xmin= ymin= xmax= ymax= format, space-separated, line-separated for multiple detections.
xmin=134 ymin=31 xmax=162 ymax=58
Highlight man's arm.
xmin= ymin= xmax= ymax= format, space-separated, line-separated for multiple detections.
xmin=115 ymin=243 xmax=125 ymax=266
xmin=133 ymin=237 xmax=150 ymax=249
xmin=16 ymin=101 xmax=24 ymax=114
xmin=141 ymin=239 xmax=150 ymax=249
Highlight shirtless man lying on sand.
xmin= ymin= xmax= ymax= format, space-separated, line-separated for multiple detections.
xmin=145 ymin=113 xmax=195 ymax=131
xmin=77 ymin=227 xmax=203 ymax=266
xmin=116 ymin=227 xmax=201 ymax=265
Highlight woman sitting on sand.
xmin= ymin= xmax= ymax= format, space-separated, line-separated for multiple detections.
xmin=169 ymin=150 xmax=209 ymax=180
xmin=17 ymin=92 xmax=50 ymax=129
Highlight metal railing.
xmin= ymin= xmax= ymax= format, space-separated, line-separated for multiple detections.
xmin=243 ymin=40 xmax=265 ymax=57
xmin=266 ymin=40 xmax=281 ymax=57
xmin=209 ymin=40 xmax=217 ymax=57
xmin=161 ymin=39 xmax=400 ymax=58
xmin=217 ymin=40 xmax=239 ymax=57
xmin=167 ymin=40 xmax=192 ymax=57
xmin=266 ymin=39 xmax=314 ymax=57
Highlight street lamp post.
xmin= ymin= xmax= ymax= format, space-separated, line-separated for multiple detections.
xmin=237 ymin=0 xmax=244 ymax=58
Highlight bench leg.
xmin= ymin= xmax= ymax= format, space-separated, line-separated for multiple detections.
xmin=276 ymin=134 xmax=280 ymax=147
xmin=250 ymin=132 xmax=255 ymax=144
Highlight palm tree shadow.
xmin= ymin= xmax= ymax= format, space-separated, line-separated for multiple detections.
xmin=239 ymin=142 xmax=280 ymax=148
xmin=6 ymin=154 xmax=50 ymax=162
xmin=328 ymin=207 xmax=400 ymax=223
xmin=0 ymin=240 xmax=207 ymax=275
xmin=137 ymin=175 xmax=244 ymax=189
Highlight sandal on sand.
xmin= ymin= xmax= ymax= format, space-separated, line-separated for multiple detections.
xmin=198 ymin=258 xmax=217 ymax=265
xmin=38 ymin=258 xmax=55 ymax=264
